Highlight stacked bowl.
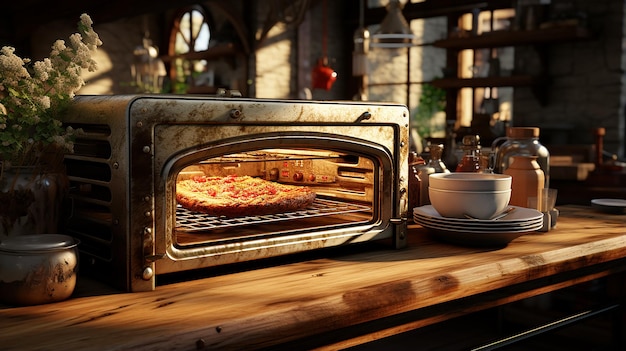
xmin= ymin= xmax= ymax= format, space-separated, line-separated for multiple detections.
xmin=414 ymin=173 xmax=544 ymax=246
xmin=428 ymin=173 xmax=512 ymax=220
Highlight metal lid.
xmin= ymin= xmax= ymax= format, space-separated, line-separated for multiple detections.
xmin=0 ymin=234 xmax=78 ymax=253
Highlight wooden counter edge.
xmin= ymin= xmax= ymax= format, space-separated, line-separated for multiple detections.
xmin=2 ymin=206 xmax=625 ymax=351
xmin=152 ymin=235 xmax=626 ymax=351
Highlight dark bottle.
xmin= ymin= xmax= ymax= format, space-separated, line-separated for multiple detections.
xmin=443 ymin=120 xmax=458 ymax=170
xmin=408 ymin=152 xmax=426 ymax=215
xmin=456 ymin=135 xmax=481 ymax=172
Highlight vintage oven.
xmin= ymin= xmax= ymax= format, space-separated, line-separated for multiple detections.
xmin=61 ymin=95 xmax=410 ymax=291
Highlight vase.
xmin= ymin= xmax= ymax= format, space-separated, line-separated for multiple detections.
xmin=504 ymin=155 xmax=545 ymax=208
xmin=0 ymin=166 xmax=69 ymax=237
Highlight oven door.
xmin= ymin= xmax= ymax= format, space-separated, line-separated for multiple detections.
xmin=150 ymin=128 xmax=404 ymax=275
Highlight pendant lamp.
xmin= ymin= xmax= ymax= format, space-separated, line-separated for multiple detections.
xmin=370 ymin=0 xmax=416 ymax=49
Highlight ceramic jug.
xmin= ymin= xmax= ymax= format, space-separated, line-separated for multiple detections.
xmin=504 ymin=155 xmax=545 ymax=208
xmin=492 ymin=127 xmax=550 ymax=187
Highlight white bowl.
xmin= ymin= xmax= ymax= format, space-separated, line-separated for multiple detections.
xmin=429 ymin=187 xmax=511 ymax=219
xmin=429 ymin=173 xmax=511 ymax=192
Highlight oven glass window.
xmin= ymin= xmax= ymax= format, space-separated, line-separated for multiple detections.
xmin=173 ymin=148 xmax=377 ymax=247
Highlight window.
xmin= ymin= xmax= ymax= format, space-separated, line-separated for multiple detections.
xmin=168 ymin=6 xmax=213 ymax=93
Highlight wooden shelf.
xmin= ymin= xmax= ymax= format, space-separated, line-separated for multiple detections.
xmin=431 ymin=75 xmax=542 ymax=89
xmin=433 ymin=25 xmax=591 ymax=50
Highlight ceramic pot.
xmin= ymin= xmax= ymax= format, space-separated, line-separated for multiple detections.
xmin=504 ymin=155 xmax=545 ymax=208
xmin=0 ymin=234 xmax=79 ymax=306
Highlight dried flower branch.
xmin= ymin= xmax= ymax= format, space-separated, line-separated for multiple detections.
xmin=0 ymin=13 xmax=102 ymax=168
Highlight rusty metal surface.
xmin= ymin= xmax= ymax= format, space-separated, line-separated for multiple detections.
xmin=61 ymin=94 xmax=409 ymax=292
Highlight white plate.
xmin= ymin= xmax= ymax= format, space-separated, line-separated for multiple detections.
xmin=413 ymin=205 xmax=543 ymax=225
xmin=413 ymin=215 xmax=543 ymax=232
xmin=425 ymin=227 xmax=535 ymax=247
xmin=591 ymin=199 xmax=626 ymax=214
xmin=413 ymin=205 xmax=543 ymax=246
xmin=413 ymin=211 xmax=543 ymax=229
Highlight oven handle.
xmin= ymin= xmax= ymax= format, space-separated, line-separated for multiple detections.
xmin=145 ymin=254 xmax=166 ymax=262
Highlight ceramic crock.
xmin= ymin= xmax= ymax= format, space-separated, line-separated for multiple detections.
xmin=504 ymin=155 xmax=545 ymax=208
xmin=0 ymin=234 xmax=79 ymax=306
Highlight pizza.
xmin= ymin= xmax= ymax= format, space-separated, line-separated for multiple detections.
xmin=176 ymin=175 xmax=316 ymax=217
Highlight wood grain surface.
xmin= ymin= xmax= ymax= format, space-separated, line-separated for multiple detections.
xmin=1 ymin=205 xmax=624 ymax=351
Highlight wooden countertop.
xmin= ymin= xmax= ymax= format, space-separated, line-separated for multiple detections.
xmin=1 ymin=205 xmax=625 ymax=351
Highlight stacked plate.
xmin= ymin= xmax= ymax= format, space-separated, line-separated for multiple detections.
xmin=413 ymin=205 xmax=544 ymax=247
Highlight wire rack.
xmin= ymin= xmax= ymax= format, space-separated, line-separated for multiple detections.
xmin=176 ymin=198 xmax=371 ymax=232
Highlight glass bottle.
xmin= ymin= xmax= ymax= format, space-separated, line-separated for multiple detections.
xmin=443 ymin=120 xmax=458 ymax=170
xmin=493 ymin=127 xmax=550 ymax=187
xmin=426 ymin=144 xmax=450 ymax=174
xmin=479 ymin=150 xmax=494 ymax=173
xmin=455 ymin=135 xmax=481 ymax=172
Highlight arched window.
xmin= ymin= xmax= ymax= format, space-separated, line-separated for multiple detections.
xmin=168 ymin=6 xmax=213 ymax=93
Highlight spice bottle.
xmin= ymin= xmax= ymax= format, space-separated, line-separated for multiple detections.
xmin=425 ymin=144 xmax=450 ymax=174
xmin=456 ymin=135 xmax=481 ymax=172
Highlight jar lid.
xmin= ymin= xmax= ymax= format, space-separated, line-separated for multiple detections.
xmin=0 ymin=234 xmax=78 ymax=253
xmin=507 ymin=127 xmax=539 ymax=138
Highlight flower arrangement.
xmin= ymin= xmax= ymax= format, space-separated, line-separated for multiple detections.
xmin=0 ymin=13 xmax=102 ymax=169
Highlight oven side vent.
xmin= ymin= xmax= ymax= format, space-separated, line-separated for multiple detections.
xmin=63 ymin=124 xmax=116 ymax=266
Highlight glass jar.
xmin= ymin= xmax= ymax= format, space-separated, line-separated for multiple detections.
xmin=456 ymin=135 xmax=481 ymax=172
xmin=493 ymin=127 xmax=550 ymax=187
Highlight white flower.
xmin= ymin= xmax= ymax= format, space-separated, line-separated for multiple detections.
xmin=33 ymin=59 xmax=52 ymax=81
xmin=0 ymin=13 xmax=102 ymax=164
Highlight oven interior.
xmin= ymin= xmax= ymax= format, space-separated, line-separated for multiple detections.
xmin=172 ymin=147 xmax=378 ymax=249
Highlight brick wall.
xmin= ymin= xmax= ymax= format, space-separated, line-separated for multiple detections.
xmin=23 ymin=0 xmax=626 ymax=157
xmin=513 ymin=0 xmax=625 ymax=158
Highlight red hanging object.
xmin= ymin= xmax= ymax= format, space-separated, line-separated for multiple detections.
xmin=312 ymin=57 xmax=337 ymax=90
xmin=311 ymin=0 xmax=337 ymax=91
